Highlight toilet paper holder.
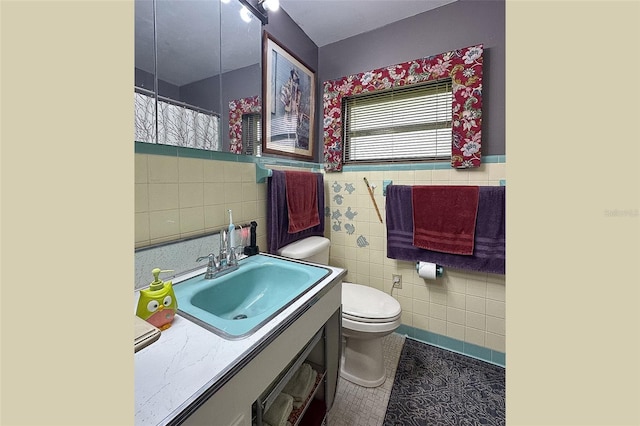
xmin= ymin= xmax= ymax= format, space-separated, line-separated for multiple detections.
xmin=416 ymin=261 xmax=444 ymax=278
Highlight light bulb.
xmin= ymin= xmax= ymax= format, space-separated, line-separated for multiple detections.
xmin=240 ymin=6 xmax=252 ymax=22
xmin=262 ymin=0 xmax=279 ymax=11
xmin=220 ymin=0 xmax=230 ymax=4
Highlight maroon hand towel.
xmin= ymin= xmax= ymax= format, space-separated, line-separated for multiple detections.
xmin=285 ymin=171 xmax=320 ymax=233
xmin=412 ymin=185 xmax=480 ymax=255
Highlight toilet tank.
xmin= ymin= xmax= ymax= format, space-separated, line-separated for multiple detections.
xmin=277 ymin=236 xmax=330 ymax=265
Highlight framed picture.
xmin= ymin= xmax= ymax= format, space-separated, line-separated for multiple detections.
xmin=262 ymin=31 xmax=316 ymax=160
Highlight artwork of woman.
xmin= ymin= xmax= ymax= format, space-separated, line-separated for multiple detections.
xmin=281 ymin=68 xmax=301 ymax=122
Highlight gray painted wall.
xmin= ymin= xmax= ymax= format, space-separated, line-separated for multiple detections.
xmin=267 ymin=0 xmax=505 ymax=160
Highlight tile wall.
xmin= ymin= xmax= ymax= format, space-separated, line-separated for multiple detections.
xmin=135 ymin=153 xmax=268 ymax=249
xmin=134 ymin=150 xmax=506 ymax=359
xmin=323 ymin=162 xmax=506 ymax=357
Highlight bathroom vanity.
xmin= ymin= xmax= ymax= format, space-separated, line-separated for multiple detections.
xmin=134 ymin=255 xmax=345 ymax=426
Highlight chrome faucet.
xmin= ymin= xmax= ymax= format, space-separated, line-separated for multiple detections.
xmin=196 ymin=253 xmax=219 ymax=279
xmin=196 ymin=228 xmax=240 ymax=280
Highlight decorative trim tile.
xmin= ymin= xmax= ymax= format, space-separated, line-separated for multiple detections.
xmin=396 ymin=324 xmax=505 ymax=367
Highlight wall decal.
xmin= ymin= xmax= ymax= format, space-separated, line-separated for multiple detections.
xmin=331 ymin=209 xmax=342 ymax=220
xmin=332 ymin=220 xmax=342 ymax=232
xmin=345 ymin=223 xmax=356 ymax=235
xmin=332 ymin=181 xmax=342 ymax=193
xmin=344 ymin=207 xmax=358 ymax=220
xmin=333 ymin=194 xmax=344 ymax=205
xmin=356 ymin=235 xmax=369 ymax=247
xmin=344 ymin=183 xmax=356 ymax=194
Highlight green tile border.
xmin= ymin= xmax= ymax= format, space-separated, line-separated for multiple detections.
xmin=135 ymin=142 xmax=256 ymax=162
xmin=134 ymin=143 xmax=505 ymax=172
xmin=396 ymin=324 xmax=505 ymax=367
xmin=341 ymin=155 xmax=505 ymax=172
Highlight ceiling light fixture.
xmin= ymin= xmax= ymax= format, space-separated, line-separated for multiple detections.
xmin=237 ymin=0 xmax=271 ymax=25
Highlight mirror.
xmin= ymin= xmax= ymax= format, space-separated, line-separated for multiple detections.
xmin=134 ymin=0 xmax=262 ymax=154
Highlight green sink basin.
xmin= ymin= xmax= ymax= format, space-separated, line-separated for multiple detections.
xmin=173 ymin=254 xmax=330 ymax=339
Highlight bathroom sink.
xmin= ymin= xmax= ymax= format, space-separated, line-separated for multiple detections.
xmin=173 ymin=254 xmax=331 ymax=339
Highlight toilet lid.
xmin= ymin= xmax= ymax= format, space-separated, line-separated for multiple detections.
xmin=342 ymin=282 xmax=401 ymax=323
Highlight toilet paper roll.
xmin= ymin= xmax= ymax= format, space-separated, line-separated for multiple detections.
xmin=416 ymin=261 xmax=438 ymax=280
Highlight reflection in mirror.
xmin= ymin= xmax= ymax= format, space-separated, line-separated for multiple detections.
xmin=134 ymin=0 xmax=262 ymax=154
xmin=241 ymin=112 xmax=262 ymax=156
xmin=221 ymin=2 xmax=262 ymax=155
xmin=156 ymin=0 xmax=221 ymax=150
xmin=134 ymin=0 xmax=156 ymax=144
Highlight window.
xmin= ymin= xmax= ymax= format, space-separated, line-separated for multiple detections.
xmin=342 ymin=79 xmax=452 ymax=164
xmin=241 ymin=113 xmax=261 ymax=155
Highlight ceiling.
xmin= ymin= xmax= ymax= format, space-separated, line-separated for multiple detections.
xmin=278 ymin=0 xmax=458 ymax=47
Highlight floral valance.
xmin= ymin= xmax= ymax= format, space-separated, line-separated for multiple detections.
xmin=323 ymin=44 xmax=483 ymax=172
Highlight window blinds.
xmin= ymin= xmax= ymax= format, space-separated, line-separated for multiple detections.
xmin=242 ymin=113 xmax=261 ymax=155
xmin=343 ymin=79 xmax=453 ymax=163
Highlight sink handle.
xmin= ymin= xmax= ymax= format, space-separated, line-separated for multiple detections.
xmin=228 ymin=246 xmax=238 ymax=267
xmin=197 ymin=253 xmax=220 ymax=269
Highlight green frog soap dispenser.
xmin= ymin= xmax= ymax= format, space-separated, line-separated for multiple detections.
xmin=136 ymin=268 xmax=177 ymax=330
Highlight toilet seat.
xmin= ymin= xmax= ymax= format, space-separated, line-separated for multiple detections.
xmin=341 ymin=282 xmax=401 ymax=323
xmin=343 ymin=311 xmax=401 ymax=324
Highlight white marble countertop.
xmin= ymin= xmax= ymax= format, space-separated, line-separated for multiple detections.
xmin=134 ymin=255 xmax=345 ymax=426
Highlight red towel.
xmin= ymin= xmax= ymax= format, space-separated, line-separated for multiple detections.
xmin=412 ymin=186 xmax=480 ymax=255
xmin=285 ymin=171 xmax=320 ymax=233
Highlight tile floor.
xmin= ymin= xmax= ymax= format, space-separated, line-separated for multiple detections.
xmin=327 ymin=332 xmax=406 ymax=426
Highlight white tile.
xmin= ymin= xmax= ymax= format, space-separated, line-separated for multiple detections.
xmin=412 ymin=283 xmax=429 ymax=301
xmin=178 ymin=157 xmax=203 ymax=183
xmin=224 ymin=182 xmax=243 ymax=204
xmin=466 ymin=311 xmax=486 ymax=330
xmin=466 ymin=295 xmax=486 ymax=314
xmin=430 ymin=318 xmax=447 ymax=335
xmin=148 ymin=183 xmax=179 ymax=211
xmin=135 ymin=154 xmax=148 ymax=184
xmin=486 ymin=332 xmax=506 ymax=352
xmin=486 ymin=299 xmax=505 ymax=319
xmin=430 ymin=302 xmax=446 ymax=320
xmin=412 ymin=313 xmax=429 ymax=330
xmin=448 ymin=292 xmax=466 ymax=310
xmin=135 ymin=184 xmax=149 ymax=213
xmin=447 ymin=322 xmax=465 ymax=340
xmin=466 ymin=277 xmax=487 ymax=297
xmin=179 ymin=183 xmax=203 ymax=208
xmin=487 ymin=316 xmax=505 ymax=336
xmin=486 ymin=280 xmax=506 ymax=301
xmin=447 ymin=307 xmax=465 ymax=325
xmin=179 ymin=207 xmax=204 ymax=234
xmin=429 ymin=286 xmax=448 ymax=305
xmin=413 ymin=299 xmax=429 ymax=316
xmin=148 ymin=155 xmax=179 ymax=183
xmin=465 ymin=327 xmax=485 ymax=346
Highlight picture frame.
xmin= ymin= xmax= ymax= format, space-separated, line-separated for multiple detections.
xmin=262 ymin=31 xmax=316 ymax=160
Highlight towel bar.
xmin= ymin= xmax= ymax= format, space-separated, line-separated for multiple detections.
xmin=256 ymin=163 xmax=273 ymax=183
xmin=255 ymin=163 xmax=323 ymax=183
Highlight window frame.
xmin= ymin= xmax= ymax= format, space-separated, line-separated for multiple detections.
xmin=342 ymin=78 xmax=453 ymax=165
xmin=322 ymin=44 xmax=484 ymax=172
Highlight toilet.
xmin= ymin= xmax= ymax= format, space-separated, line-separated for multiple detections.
xmin=277 ymin=236 xmax=402 ymax=388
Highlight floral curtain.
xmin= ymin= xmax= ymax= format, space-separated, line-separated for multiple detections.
xmin=323 ymin=44 xmax=483 ymax=172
